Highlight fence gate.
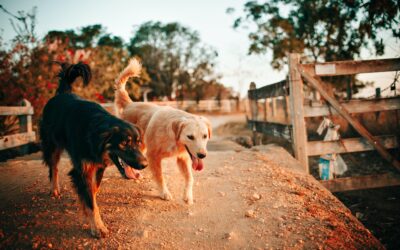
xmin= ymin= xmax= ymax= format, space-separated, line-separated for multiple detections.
xmin=248 ymin=54 xmax=400 ymax=192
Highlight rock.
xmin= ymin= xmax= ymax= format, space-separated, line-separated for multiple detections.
xmin=252 ymin=193 xmax=261 ymax=200
xmin=218 ymin=191 xmax=226 ymax=197
xmin=245 ymin=210 xmax=255 ymax=218
xmin=224 ymin=232 xmax=235 ymax=240
xmin=138 ymin=230 xmax=149 ymax=238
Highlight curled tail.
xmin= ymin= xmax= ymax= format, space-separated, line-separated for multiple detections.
xmin=114 ymin=58 xmax=142 ymax=116
xmin=55 ymin=62 xmax=92 ymax=95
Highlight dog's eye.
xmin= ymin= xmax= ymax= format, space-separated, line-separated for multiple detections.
xmin=187 ymin=135 xmax=195 ymax=140
xmin=203 ymin=134 xmax=207 ymax=139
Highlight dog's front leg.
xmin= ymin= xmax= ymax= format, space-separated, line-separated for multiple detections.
xmin=148 ymin=156 xmax=172 ymax=201
xmin=177 ymin=155 xmax=194 ymax=205
xmin=88 ymin=165 xmax=108 ymax=238
xmin=71 ymin=163 xmax=108 ymax=238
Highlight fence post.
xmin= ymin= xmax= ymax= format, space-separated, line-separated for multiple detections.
xmin=288 ymin=54 xmax=309 ymax=172
xmin=249 ymin=82 xmax=259 ymax=145
xmin=263 ymin=98 xmax=267 ymax=121
xmin=18 ymin=99 xmax=32 ymax=154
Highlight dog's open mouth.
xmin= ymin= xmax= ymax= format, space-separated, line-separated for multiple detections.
xmin=118 ymin=158 xmax=141 ymax=179
xmin=185 ymin=146 xmax=204 ymax=171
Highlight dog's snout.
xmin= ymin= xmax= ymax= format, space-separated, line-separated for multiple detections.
xmin=197 ymin=153 xmax=206 ymax=159
xmin=141 ymin=158 xmax=148 ymax=168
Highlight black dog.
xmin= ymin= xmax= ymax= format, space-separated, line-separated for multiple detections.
xmin=40 ymin=62 xmax=147 ymax=238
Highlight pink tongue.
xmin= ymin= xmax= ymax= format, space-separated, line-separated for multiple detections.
xmin=123 ymin=166 xmax=142 ymax=179
xmin=191 ymin=155 xmax=204 ymax=171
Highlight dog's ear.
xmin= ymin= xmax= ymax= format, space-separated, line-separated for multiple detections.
xmin=100 ymin=126 xmax=120 ymax=142
xmin=200 ymin=116 xmax=212 ymax=139
xmin=132 ymin=124 xmax=143 ymax=141
xmin=172 ymin=119 xmax=186 ymax=141
xmin=88 ymin=126 xmax=119 ymax=158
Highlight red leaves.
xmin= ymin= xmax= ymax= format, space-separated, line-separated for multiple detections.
xmin=94 ymin=93 xmax=105 ymax=103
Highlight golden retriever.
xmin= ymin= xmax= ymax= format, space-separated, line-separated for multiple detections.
xmin=113 ymin=59 xmax=211 ymax=204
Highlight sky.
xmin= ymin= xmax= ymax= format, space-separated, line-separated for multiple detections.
xmin=0 ymin=0 xmax=399 ymax=97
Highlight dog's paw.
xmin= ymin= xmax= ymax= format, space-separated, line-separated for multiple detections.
xmin=160 ymin=190 xmax=173 ymax=201
xmin=183 ymin=196 xmax=193 ymax=205
xmin=183 ymin=189 xmax=193 ymax=205
xmin=50 ymin=189 xmax=61 ymax=199
xmin=91 ymin=225 xmax=109 ymax=238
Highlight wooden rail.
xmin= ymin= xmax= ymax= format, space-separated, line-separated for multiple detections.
xmin=102 ymin=99 xmax=244 ymax=115
xmin=0 ymin=99 xmax=36 ymax=151
xmin=307 ymin=135 xmax=398 ymax=156
xmin=320 ymin=173 xmax=400 ymax=192
xmin=301 ymin=58 xmax=400 ymax=76
xmin=304 ymin=98 xmax=400 ymax=117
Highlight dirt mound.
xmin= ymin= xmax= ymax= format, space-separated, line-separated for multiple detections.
xmin=0 ymin=146 xmax=381 ymax=249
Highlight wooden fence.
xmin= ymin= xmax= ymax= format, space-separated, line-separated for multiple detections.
xmin=247 ymin=80 xmax=292 ymax=141
xmin=102 ymin=99 xmax=244 ymax=114
xmin=0 ymin=99 xmax=36 ymax=150
xmin=248 ymin=53 xmax=400 ymax=192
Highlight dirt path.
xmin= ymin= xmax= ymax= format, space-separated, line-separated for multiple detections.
xmin=0 ymin=141 xmax=382 ymax=249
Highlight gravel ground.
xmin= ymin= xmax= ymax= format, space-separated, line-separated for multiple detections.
xmin=0 ymin=145 xmax=381 ymax=249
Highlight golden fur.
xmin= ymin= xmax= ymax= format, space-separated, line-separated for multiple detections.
xmin=114 ymin=59 xmax=212 ymax=204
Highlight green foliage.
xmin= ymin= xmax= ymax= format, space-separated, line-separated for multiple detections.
xmin=232 ymin=0 xmax=400 ymax=70
xmin=45 ymin=24 xmax=106 ymax=48
xmin=97 ymin=34 xmax=124 ymax=48
xmin=128 ymin=21 xmax=219 ymax=99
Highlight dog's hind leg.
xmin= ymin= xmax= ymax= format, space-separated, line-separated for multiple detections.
xmin=69 ymin=163 xmax=108 ymax=238
xmin=43 ymin=147 xmax=62 ymax=198
xmin=177 ymin=155 xmax=194 ymax=205
xmin=148 ymin=156 xmax=172 ymax=201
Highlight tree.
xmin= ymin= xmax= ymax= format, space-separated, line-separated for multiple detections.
xmin=127 ymin=21 xmax=218 ymax=99
xmin=0 ymin=5 xmax=37 ymax=45
xmin=232 ymin=0 xmax=400 ymax=69
xmin=230 ymin=0 xmax=400 ymax=94
xmin=45 ymin=24 xmax=106 ymax=48
xmin=97 ymin=34 xmax=124 ymax=48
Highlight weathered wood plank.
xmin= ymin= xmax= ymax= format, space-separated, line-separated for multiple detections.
xmin=247 ymin=120 xmax=291 ymax=140
xmin=0 ymin=132 xmax=36 ymax=150
xmin=307 ymin=135 xmax=398 ymax=156
xmin=0 ymin=106 xmax=34 ymax=116
xmin=320 ymin=174 xmax=400 ymax=192
xmin=299 ymin=68 xmax=400 ymax=171
xmin=304 ymin=98 xmax=400 ymax=117
xmin=289 ymin=54 xmax=309 ymax=172
xmin=248 ymin=80 xmax=288 ymax=99
xmin=301 ymin=58 xmax=400 ymax=76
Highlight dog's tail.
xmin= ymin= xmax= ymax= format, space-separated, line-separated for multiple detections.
xmin=55 ymin=62 xmax=92 ymax=95
xmin=114 ymin=58 xmax=142 ymax=116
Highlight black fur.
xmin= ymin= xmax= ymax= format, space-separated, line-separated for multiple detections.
xmin=40 ymin=62 xmax=147 ymax=231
